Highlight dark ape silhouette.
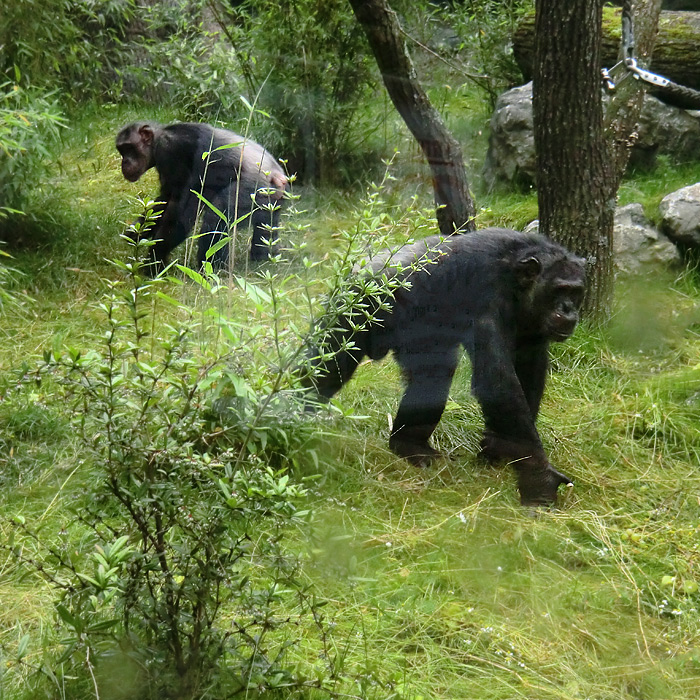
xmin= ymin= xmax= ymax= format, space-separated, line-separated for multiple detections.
xmin=308 ymin=228 xmax=586 ymax=506
xmin=116 ymin=121 xmax=288 ymax=271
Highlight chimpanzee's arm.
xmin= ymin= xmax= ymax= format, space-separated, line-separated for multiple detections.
xmin=468 ymin=317 xmax=542 ymax=450
xmin=514 ymin=343 xmax=549 ymax=420
xmin=469 ymin=318 xmax=572 ymax=505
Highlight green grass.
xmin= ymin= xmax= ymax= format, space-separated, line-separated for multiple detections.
xmin=2 ymin=103 xmax=700 ymax=699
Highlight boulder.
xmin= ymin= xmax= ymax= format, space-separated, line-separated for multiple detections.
xmin=613 ymin=203 xmax=680 ymax=273
xmin=631 ymin=98 xmax=700 ymax=169
xmin=659 ymin=182 xmax=700 ymax=253
xmin=521 ymin=204 xmax=681 ymax=273
xmin=483 ymin=83 xmax=536 ymax=191
xmin=483 ymin=82 xmax=700 ymax=189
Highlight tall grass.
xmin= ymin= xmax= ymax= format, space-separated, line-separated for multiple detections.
xmin=1 ymin=101 xmax=700 ymax=698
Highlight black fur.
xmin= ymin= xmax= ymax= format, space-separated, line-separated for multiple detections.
xmin=116 ymin=121 xmax=288 ymax=272
xmin=308 ymin=228 xmax=586 ymax=506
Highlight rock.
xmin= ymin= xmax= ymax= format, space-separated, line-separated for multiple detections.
xmin=520 ymin=205 xmax=680 ymax=273
xmin=631 ymin=98 xmax=700 ymax=169
xmin=483 ymin=83 xmax=536 ymax=191
xmin=483 ymin=82 xmax=700 ymax=189
xmin=614 ymin=203 xmax=680 ymax=273
xmin=659 ymin=183 xmax=700 ymax=253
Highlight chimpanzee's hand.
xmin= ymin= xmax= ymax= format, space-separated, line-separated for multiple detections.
xmin=478 ymin=432 xmax=572 ymax=506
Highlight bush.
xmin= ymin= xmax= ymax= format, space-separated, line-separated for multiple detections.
xmin=3 ymin=208 xmax=325 ymax=699
xmin=122 ymin=34 xmax=247 ymax=121
xmin=0 ymin=0 xmax=137 ymax=101
xmin=0 ymin=82 xmax=65 ymax=219
xmin=212 ymin=0 xmax=379 ymax=184
xmin=434 ymin=0 xmax=531 ymax=106
xmin=1 ymin=173 xmax=439 ymax=697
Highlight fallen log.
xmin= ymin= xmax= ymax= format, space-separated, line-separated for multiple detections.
xmin=513 ymin=8 xmax=700 ymax=91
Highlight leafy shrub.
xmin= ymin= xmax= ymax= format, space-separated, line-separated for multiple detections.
xmin=212 ymin=0 xmax=378 ymax=184
xmin=1 ymin=169 xmax=439 ymax=698
xmin=0 ymin=0 xmax=138 ymax=101
xmin=3 ymin=208 xmax=325 ymax=699
xmin=112 ymin=0 xmax=250 ymax=119
xmin=0 ymin=82 xmax=65 ymax=218
xmin=122 ymin=34 xmax=247 ymax=121
xmin=433 ymin=0 xmax=531 ymax=106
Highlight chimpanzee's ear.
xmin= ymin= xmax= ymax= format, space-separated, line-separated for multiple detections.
xmin=138 ymin=124 xmax=154 ymax=146
xmin=515 ymin=256 xmax=542 ymax=286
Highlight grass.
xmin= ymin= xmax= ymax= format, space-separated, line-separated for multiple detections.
xmin=2 ymin=102 xmax=700 ymax=699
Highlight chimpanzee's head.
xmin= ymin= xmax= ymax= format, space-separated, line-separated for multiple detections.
xmin=515 ymin=250 xmax=586 ymax=342
xmin=115 ymin=122 xmax=159 ymax=182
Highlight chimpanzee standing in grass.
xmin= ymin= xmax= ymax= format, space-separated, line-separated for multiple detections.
xmin=116 ymin=121 xmax=288 ymax=272
xmin=307 ymin=228 xmax=586 ymax=506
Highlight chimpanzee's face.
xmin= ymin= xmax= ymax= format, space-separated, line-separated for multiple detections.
xmin=116 ymin=125 xmax=154 ymax=182
xmin=537 ymin=259 xmax=586 ymax=341
xmin=516 ymin=255 xmax=586 ymax=342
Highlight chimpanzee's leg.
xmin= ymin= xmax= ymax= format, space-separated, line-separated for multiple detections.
xmin=308 ymin=322 xmax=374 ymax=400
xmin=389 ymin=346 xmax=460 ymax=466
xmin=311 ymin=344 xmax=366 ymax=400
xmin=249 ymin=194 xmax=281 ymax=261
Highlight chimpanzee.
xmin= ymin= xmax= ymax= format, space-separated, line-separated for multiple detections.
xmin=307 ymin=228 xmax=586 ymax=506
xmin=115 ymin=121 xmax=288 ymax=272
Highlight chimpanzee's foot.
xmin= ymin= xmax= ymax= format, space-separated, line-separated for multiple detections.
xmin=389 ymin=436 xmax=441 ymax=468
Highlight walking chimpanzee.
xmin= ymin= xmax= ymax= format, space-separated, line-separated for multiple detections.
xmin=307 ymin=228 xmax=586 ymax=506
xmin=116 ymin=121 xmax=288 ymax=272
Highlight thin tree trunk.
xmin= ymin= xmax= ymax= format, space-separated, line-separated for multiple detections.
xmin=348 ymin=0 xmax=476 ymax=235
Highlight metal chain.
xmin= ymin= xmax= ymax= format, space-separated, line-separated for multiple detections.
xmin=602 ymin=0 xmax=700 ymax=110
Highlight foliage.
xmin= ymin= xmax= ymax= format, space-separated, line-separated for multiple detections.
xmin=0 ymin=176 xmax=444 ymax=698
xmin=0 ymin=249 xmax=30 ymax=317
xmin=433 ymin=0 xmax=532 ymax=106
xmin=1 ymin=207 xmax=325 ymax=699
xmin=210 ymin=0 xmax=378 ymax=184
xmin=0 ymin=82 xmax=65 ymax=218
xmin=122 ymin=33 xmax=247 ymax=122
xmin=0 ymin=0 xmax=138 ymax=101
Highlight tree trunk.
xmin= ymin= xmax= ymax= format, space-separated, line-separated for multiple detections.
xmin=348 ymin=0 xmax=476 ymax=235
xmin=533 ymin=0 xmax=661 ymax=322
xmin=515 ymin=9 xmax=699 ymax=89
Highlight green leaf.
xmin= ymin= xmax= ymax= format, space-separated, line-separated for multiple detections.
xmin=175 ymin=264 xmax=211 ymax=290
xmin=205 ymin=236 xmax=229 ymax=259
xmin=235 ymin=277 xmax=272 ymax=306
xmin=55 ymin=604 xmax=79 ymax=630
xmin=682 ymin=580 xmax=698 ymax=595
xmin=17 ymin=633 xmax=30 ymax=660
xmin=191 ymin=191 xmax=227 ymax=223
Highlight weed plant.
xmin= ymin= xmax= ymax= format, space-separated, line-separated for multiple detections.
xmin=0 ymin=173 xmax=445 ymax=699
xmin=0 ymin=82 xmax=65 ymax=221
xmin=0 ymin=206 xmax=325 ymax=699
